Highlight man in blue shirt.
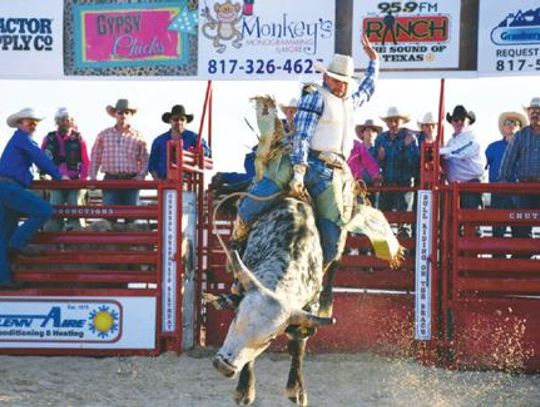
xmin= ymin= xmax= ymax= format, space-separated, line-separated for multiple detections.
xmin=485 ymin=111 xmax=527 ymax=242
xmin=148 ymin=105 xmax=211 ymax=180
xmin=0 ymin=108 xmax=69 ymax=289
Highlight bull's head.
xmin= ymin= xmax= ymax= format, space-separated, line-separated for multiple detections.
xmin=213 ymin=252 xmax=334 ymax=378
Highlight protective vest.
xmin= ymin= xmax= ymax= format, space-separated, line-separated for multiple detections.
xmin=309 ymin=86 xmax=355 ymax=158
xmin=43 ymin=131 xmax=83 ymax=171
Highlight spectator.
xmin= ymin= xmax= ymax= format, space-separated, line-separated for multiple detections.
xmin=41 ymin=107 xmax=90 ymax=231
xmin=417 ymin=112 xmax=437 ymax=146
xmin=485 ymin=111 xmax=527 ymax=244
xmin=149 ymin=104 xmax=211 ymax=180
xmin=375 ymin=106 xmax=420 ymax=236
xmin=0 ymin=108 xmax=69 ymax=289
xmin=279 ymin=98 xmax=298 ymax=133
xmin=355 ymin=119 xmax=380 ymax=160
xmin=499 ymin=97 xmax=540 ymax=245
xmin=440 ymin=105 xmax=485 ymax=209
xmin=89 ymin=99 xmax=148 ymax=207
xmin=348 ymin=119 xmax=381 ymax=206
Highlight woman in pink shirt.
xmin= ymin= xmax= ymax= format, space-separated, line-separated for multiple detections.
xmin=348 ymin=119 xmax=382 ymax=185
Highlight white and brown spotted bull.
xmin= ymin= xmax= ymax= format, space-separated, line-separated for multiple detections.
xmin=212 ymin=197 xmax=335 ymax=406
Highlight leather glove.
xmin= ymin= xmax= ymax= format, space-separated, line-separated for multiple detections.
xmin=289 ymin=164 xmax=307 ymax=197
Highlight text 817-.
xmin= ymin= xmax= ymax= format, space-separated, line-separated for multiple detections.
xmin=496 ymin=59 xmax=540 ymax=71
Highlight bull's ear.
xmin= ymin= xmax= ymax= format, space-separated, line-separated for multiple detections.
xmin=230 ymin=250 xmax=262 ymax=292
xmin=288 ymin=310 xmax=336 ymax=328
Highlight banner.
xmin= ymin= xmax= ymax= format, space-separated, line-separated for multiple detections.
xmin=478 ymin=0 xmax=540 ymax=76
xmin=0 ymin=0 xmax=64 ymax=78
xmin=415 ymin=190 xmax=432 ymax=341
xmin=353 ymin=0 xmax=461 ymax=71
xmin=64 ymin=0 xmax=198 ymax=76
xmin=198 ymin=0 xmax=335 ymax=79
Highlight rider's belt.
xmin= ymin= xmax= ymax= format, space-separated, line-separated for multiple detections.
xmin=104 ymin=172 xmax=137 ymax=180
xmin=309 ymin=150 xmax=344 ymax=169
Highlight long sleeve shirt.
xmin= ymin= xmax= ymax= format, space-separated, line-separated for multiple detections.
xmin=89 ymin=125 xmax=148 ymax=180
xmin=0 ymin=129 xmax=62 ymax=187
xmin=347 ymin=140 xmax=380 ymax=182
xmin=148 ymin=130 xmax=211 ymax=180
xmin=291 ymin=58 xmax=380 ymax=166
xmin=440 ymin=130 xmax=485 ymax=183
xmin=485 ymin=138 xmax=513 ymax=183
xmin=374 ymin=128 xmax=420 ymax=186
xmin=41 ymin=130 xmax=90 ymax=179
xmin=499 ymin=126 xmax=540 ymax=182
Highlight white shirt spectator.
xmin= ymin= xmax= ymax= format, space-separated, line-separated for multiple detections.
xmin=440 ymin=130 xmax=485 ymax=183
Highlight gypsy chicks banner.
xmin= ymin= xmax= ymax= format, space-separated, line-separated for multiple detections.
xmin=197 ymin=0 xmax=335 ymax=80
xmin=0 ymin=0 xmax=64 ymax=78
xmin=352 ymin=0 xmax=461 ymax=71
xmin=64 ymin=0 xmax=198 ymax=76
xmin=478 ymin=0 xmax=540 ymax=76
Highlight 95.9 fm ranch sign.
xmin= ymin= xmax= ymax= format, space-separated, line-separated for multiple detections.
xmin=353 ymin=0 xmax=461 ymax=71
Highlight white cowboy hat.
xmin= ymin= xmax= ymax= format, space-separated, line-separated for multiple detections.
xmin=380 ymin=107 xmax=411 ymax=124
xmin=106 ymin=98 xmax=137 ymax=117
xmin=6 ymin=107 xmax=44 ymax=128
xmin=522 ymin=96 xmax=540 ymax=112
xmin=279 ymin=97 xmax=298 ymax=113
xmin=314 ymin=54 xmax=359 ymax=83
xmin=498 ymin=111 xmax=528 ymax=136
xmin=417 ymin=112 xmax=437 ymax=127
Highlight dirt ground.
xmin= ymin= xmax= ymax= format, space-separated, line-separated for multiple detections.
xmin=0 ymin=349 xmax=539 ymax=406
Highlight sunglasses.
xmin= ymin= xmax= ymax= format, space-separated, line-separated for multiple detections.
xmin=504 ymin=119 xmax=521 ymax=126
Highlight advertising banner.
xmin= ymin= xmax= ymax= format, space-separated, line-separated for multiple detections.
xmin=64 ymin=0 xmax=198 ymax=76
xmin=0 ymin=0 xmax=64 ymax=78
xmin=415 ymin=190 xmax=432 ymax=341
xmin=198 ymin=0 xmax=335 ymax=80
xmin=353 ymin=0 xmax=461 ymax=72
xmin=478 ymin=0 xmax=540 ymax=76
xmin=0 ymin=297 xmax=156 ymax=349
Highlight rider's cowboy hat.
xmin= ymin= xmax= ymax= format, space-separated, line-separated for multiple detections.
xmin=417 ymin=112 xmax=437 ymax=128
xmin=279 ymin=98 xmax=298 ymax=113
xmin=6 ymin=107 xmax=44 ymax=128
xmin=355 ymin=119 xmax=382 ymax=134
xmin=314 ymin=54 xmax=360 ymax=83
xmin=523 ymin=96 xmax=540 ymax=111
xmin=498 ymin=111 xmax=528 ymax=136
xmin=446 ymin=105 xmax=476 ymax=125
xmin=380 ymin=107 xmax=411 ymax=124
xmin=106 ymin=99 xmax=137 ymax=117
xmin=162 ymin=105 xmax=194 ymax=124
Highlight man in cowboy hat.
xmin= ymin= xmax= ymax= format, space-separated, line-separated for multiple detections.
xmin=279 ymin=97 xmax=298 ymax=134
xmin=375 ymin=106 xmax=420 ymax=233
xmin=440 ymin=105 xmax=485 ymax=209
xmin=89 ymin=98 xmax=148 ymax=207
xmin=485 ymin=111 xmax=527 ymax=244
xmin=41 ymin=107 xmax=91 ymax=231
xmin=148 ymin=104 xmax=211 ymax=180
xmin=417 ymin=111 xmax=438 ymax=146
xmin=234 ymin=33 xmax=379 ymax=272
xmin=0 ymin=108 xmax=70 ymax=289
xmin=499 ymin=97 xmax=540 ymax=246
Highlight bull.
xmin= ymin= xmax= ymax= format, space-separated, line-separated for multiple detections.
xmin=212 ymin=197 xmax=335 ymax=406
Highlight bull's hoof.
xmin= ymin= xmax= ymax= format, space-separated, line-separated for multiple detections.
xmin=213 ymin=355 xmax=236 ymax=378
xmin=287 ymin=386 xmax=308 ymax=406
xmin=234 ymin=387 xmax=256 ymax=405
xmin=318 ymin=303 xmax=333 ymax=318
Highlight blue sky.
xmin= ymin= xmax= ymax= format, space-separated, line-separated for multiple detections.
xmin=1 ymin=75 xmax=538 ymax=175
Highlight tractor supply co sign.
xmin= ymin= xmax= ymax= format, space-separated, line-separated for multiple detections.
xmin=198 ymin=0 xmax=335 ymax=79
xmin=353 ymin=0 xmax=461 ymax=71
xmin=478 ymin=0 xmax=540 ymax=76
xmin=415 ymin=190 xmax=432 ymax=340
xmin=0 ymin=297 xmax=156 ymax=349
xmin=0 ymin=0 xmax=64 ymax=78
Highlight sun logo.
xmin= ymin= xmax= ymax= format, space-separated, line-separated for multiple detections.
xmin=89 ymin=305 xmax=119 ymax=338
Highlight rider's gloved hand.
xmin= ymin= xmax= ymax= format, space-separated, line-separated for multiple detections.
xmin=289 ymin=164 xmax=307 ymax=197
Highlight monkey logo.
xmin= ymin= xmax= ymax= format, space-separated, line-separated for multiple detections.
xmin=201 ymin=0 xmax=244 ymax=53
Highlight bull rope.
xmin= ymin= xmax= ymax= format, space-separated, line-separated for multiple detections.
xmin=211 ymin=190 xmax=284 ymax=265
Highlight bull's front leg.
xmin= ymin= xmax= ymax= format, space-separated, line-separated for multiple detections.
xmin=286 ymin=337 xmax=308 ymax=406
xmin=319 ymin=260 xmax=341 ymax=318
xmin=234 ymin=360 xmax=256 ymax=405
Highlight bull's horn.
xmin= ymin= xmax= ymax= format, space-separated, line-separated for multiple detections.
xmin=230 ymin=250 xmax=263 ymax=292
xmin=289 ymin=310 xmax=336 ymax=328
